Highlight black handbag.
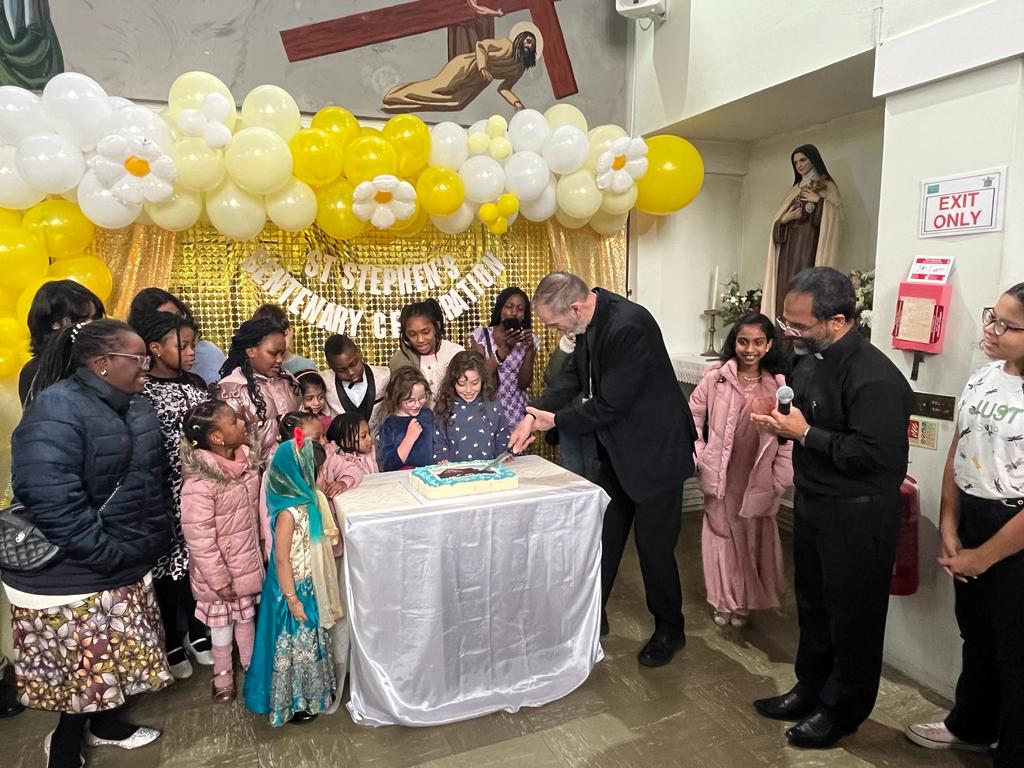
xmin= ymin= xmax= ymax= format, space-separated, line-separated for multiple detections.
xmin=0 ymin=501 xmax=62 ymax=574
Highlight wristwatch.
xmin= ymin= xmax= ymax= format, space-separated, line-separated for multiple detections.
xmin=800 ymin=426 xmax=811 ymax=445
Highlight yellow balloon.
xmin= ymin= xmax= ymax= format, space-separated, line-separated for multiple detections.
xmin=240 ymin=84 xmax=301 ymax=140
xmin=168 ymin=71 xmax=236 ymax=130
xmin=586 ymin=124 xmax=629 ymax=174
xmin=497 ymin=193 xmax=519 ymax=217
xmin=360 ymin=126 xmax=383 ymax=138
xmin=206 ymin=179 xmax=267 ymax=241
xmin=47 ymin=256 xmax=113 ymax=303
xmin=0 ymin=316 xmax=29 ymax=344
xmin=544 ymin=103 xmax=589 ymax=133
xmin=144 ymin=184 xmax=202 ymax=231
xmin=171 ymin=138 xmax=226 ymax=192
xmin=478 ymin=203 xmax=500 ymax=226
xmin=225 ymin=127 xmax=293 ymax=195
xmin=556 ymin=170 xmax=602 ymax=219
xmin=0 ymin=208 xmax=22 ymax=227
xmin=343 ymin=135 xmax=398 ymax=185
xmin=15 ymin=278 xmax=50 ymax=324
xmin=316 ymin=179 xmax=365 ymax=240
xmin=311 ymin=106 xmax=361 ymax=152
xmin=634 ymin=135 xmax=704 ymax=215
xmin=266 ymin=177 xmax=317 ymax=232
xmin=392 ymin=203 xmax=429 ymax=239
xmin=554 ymin=208 xmax=590 ymax=230
xmin=289 ymin=128 xmax=344 ymax=188
xmin=600 ymin=185 xmax=638 ymax=216
xmin=0 ymin=226 xmax=48 ymax=295
xmin=382 ymin=114 xmax=431 ymax=178
xmin=415 ymin=167 xmax=464 ymax=216
xmin=487 ymin=217 xmax=509 ymax=235
xmin=0 ymin=345 xmax=18 ymax=378
xmin=589 ymin=209 xmax=629 ymax=236
xmin=21 ymin=200 xmax=95 ymax=259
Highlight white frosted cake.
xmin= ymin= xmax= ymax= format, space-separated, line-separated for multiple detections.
xmin=411 ymin=461 xmax=518 ymax=500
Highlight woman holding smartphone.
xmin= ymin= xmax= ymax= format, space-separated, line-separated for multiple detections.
xmin=470 ymin=286 xmax=540 ymax=428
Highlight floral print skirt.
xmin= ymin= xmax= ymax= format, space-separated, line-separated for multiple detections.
xmin=10 ymin=578 xmax=173 ymax=712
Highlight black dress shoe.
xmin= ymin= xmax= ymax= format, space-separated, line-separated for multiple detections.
xmin=753 ymin=689 xmax=816 ymax=721
xmin=785 ymin=710 xmax=855 ymax=749
xmin=0 ymin=700 xmax=23 ymax=718
xmin=600 ymin=614 xmax=609 ymax=637
xmin=288 ymin=711 xmax=318 ymax=725
xmin=638 ymin=632 xmax=685 ymax=667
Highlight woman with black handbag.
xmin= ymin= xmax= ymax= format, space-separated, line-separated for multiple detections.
xmin=3 ymin=320 xmax=173 ymax=768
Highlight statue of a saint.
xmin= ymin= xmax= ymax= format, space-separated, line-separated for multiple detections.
xmin=761 ymin=145 xmax=842 ymax=318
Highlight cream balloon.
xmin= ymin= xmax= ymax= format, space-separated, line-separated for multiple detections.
xmin=541 ymin=124 xmax=588 ymax=175
xmin=430 ymin=202 xmax=476 ymax=234
xmin=554 ymin=207 xmax=590 ymax=229
xmin=429 ymin=122 xmax=469 ymax=170
xmin=589 ymin=209 xmax=628 ymax=236
xmin=144 ymin=185 xmax=202 ymax=231
xmin=240 ymin=85 xmax=301 ymax=140
xmin=168 ymin=72 xmax=236 ymax=130
xmin=15 ymin=132 xmax=85 ymax=193
xmin=266 ymin=177 xmax=317 ymax=232
xmin=586 ymin=124 xmax=628 ymax=174
xmin=0 ymin=145 xmax=45 ymax=209
xmin=206 ymin=179 xmax=266 ymax=240
xmin=225 ymin=127 xmax=292 ymax=195
xmin=171 ymin=138 xmax=226 ymax=192
xmin=77 ymin=169 xmax=141 ymax=229
xmin=600 ymin=185 xmax=638 ymax=215
xmin=556 ymin=170 xmax=602 ymax=219
xmin=459 ymin=155 xmax=505 ymax=204
xmin=519 ymin=175 xmax=558 ymax=222
xmin=487 ymin=136 xmax=513 ymax=162
xmin=544 ymin=103 xmax=589 ymax=133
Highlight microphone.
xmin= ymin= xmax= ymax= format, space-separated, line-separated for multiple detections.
xmin=776 ymin=385 xmax=795 ymax=445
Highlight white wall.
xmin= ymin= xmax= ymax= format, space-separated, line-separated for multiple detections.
xmin=738 ymin=108 xmax=884 ymax=288
xmin=873 ymin=58 xmax=1024 ymax=696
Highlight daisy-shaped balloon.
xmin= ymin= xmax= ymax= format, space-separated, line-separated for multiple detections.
xmin=91 ymin=135 xmax=177 ymax=204
xmin=352 ymin=174 xmax=416 ymax=229
xmin=175 ymin=93 xmax=234 ymax=149
xmin=596 ymin=137 xmax=648 ymax=194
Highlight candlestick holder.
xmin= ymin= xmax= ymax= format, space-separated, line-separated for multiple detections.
xmin=701 ymin=309 xmax=721 ymax=358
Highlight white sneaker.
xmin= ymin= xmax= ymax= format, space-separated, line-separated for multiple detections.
xmin=184 ymin=633 xmax=215 ymax=666
xmin=712 ymin=611 xmax=731 ymax=626
xmin=904 ymin=722 xmax=991 ymax=753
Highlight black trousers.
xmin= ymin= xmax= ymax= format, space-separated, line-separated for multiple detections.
xmin=792 ymin=490 xmax=900 ymax=729
xmin=153 ymin=575 xmax=207 ymax=650
xmin=945 ymin=493 xmax=1024 ymax=767
xmin=597 ymin=442 xmax=685 ymax=637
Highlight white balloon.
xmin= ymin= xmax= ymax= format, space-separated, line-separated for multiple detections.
xmin=78 ymin=168 xmax=142 ymax=228
xmin=469 ymin=119 xmax=487 ymax=136
xmin=103 ymin=105 xmax=173 ymax=150
xmin=507 ymin=109 xmax=550 ymax=153
xmin=0 ymin=145 xmax=45 ymax=208
xmin=176 ymin=108 xmax=206 ymax=135
xmin=459 ymin=155 xmax=505 ymax=204
xmin=430 ymin=202 xmax=476 ymax=234
xmin=541 ymin=125 xmax=589 ymax=175
xmin=108 ymin=96 xmax=135 ymax=111
xmin=503 ymin=151 xmax=550 ymax=202
xmin=519 ymin=175 xmax=558 ymax=222
xmin=0 ymin=87 xmax=51 ymax=144
xmin=429 ymin=122 xmax=469 ymax=170
xmin=42 ymin=72 xmax=113 ymax=151
xmin=15 ymin=132 xmax=86 ymax=193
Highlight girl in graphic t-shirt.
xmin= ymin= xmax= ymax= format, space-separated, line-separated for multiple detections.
xmin=905 ymin=283 xmax=1024 ymax=765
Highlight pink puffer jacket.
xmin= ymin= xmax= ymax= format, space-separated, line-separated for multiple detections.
xmin=689 ymin=360 xmax=793 ymax=518
xmin=180 ymin=439 xmax=265 ymax=602
xmin=217 ymin=367 xmax=301 ymax=464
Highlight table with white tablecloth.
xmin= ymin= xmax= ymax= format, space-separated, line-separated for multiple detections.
xmin=335 ymin=455 xmax=610 ymax=727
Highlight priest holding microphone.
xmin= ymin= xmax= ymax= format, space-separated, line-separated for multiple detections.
xmin=750 ymin=266 xmax=915 ymax=749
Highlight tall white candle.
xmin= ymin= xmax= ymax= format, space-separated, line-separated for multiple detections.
xmin=710 ymin=266 xmax=719 ymax=309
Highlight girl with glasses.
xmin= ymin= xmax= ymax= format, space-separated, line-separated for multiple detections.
xmin=378 ymin=366 xmax=435 ymax=471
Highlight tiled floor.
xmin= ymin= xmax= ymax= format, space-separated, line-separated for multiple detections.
xmin=4 ymin=514 xmax=987 ymax=768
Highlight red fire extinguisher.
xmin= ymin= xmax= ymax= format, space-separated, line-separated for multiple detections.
xmin=891 ymin=475 xmax=920 ymax=596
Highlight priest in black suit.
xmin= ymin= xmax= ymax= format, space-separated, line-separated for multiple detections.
xmin=509 ymin=271 xmax=697 ymax=667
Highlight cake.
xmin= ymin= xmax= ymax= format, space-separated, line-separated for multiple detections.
xmin=410 ymin=460 xmax=518 ymax=499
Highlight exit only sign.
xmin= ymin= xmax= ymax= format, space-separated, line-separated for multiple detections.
xmin=920 ymin=167 xmax=1005 ymax=238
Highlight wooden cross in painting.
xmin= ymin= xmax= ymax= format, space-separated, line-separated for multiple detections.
xmin=280 ymin=0 xmax=578 ymax=99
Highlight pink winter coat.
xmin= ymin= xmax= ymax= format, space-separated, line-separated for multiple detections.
xmin=179 ymin=440 xmax=265 ymax=602
xmin=689 ymin=360 xmax=793 ymax=518
xmin=217 ymin=367 xmax=301 ymax=464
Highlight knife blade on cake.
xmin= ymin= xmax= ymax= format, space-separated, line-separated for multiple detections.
xmin=482 ymin=451 xmax=513 ymax=471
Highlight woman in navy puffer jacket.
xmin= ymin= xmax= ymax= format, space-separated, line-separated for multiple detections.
xmin=6 ymin=319 xmax=173 ymax=768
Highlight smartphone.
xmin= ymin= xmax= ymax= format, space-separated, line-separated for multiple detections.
xmin=501 ymin=317 xmax=522 ymax=332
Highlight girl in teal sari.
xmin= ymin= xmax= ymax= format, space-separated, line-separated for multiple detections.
xmin=244 ymin=433 xmax=345 ymax=725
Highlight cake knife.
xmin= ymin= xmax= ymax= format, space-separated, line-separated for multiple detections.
xmin=482 ymin=451 xmax=513 ymax=471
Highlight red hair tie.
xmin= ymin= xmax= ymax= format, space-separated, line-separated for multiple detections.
xmin=294 ymin=426 xmax=305 ymax=448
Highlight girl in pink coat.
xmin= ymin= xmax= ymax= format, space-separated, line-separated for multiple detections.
xmin=689 ymin=313 xmax=793 ymax=628
xmin=180 ymin=400 xmax=264 ymax=703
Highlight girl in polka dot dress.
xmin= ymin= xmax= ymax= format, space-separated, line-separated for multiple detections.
xmin=432 ymin=351 xmax=510 ymax=463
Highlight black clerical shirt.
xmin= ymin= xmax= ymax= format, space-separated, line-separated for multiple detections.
xmin=791 ymin=329 xmax=915 ymax=498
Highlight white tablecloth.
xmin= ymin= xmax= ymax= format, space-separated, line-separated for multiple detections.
xmin=337 ymin=456 xmax=609 ymax=727
xmin=670 ymin=352 xmax=718 ymax=385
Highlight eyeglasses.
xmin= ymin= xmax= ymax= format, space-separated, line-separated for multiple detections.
xmin=107 ymin=352 xmax=152 ymax=370
xmin=402 ymin=395 xmax=428 ymax=406
xmin=983 ymin=307 xmax=1024 ymax=336
xmin=776 ymin=316 xmax=822 ymax=338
